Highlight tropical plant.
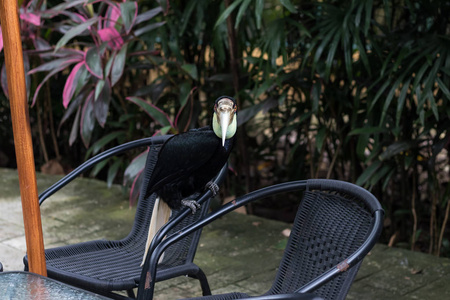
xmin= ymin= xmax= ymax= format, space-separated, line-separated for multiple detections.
xmin=0 ymin=1 xmax=46 ymax=166
xmin=221 ymin=0 xmax=450 ymax=256
xmin=1 ymin=0 xmax=449 ymax=257
xmin=191 ymin=0 xmax=449 ymax=256
xmin=27 ymin=1 xmax=167 ymax=145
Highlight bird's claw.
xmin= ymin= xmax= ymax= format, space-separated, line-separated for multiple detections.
xmin=181 ymin=199 xmax=201 ymax=215
xmin=205 ymin=181 xmax=219 ymax=196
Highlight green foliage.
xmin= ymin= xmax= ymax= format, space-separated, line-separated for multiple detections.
xmin=200 ymin=0 xmax=450 ymax=256
xmin=1 ymin=0 xmax=449 ymax=256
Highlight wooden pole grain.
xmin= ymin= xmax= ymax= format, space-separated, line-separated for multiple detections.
xmin=0 ymin=0 xmax=47 ymax=275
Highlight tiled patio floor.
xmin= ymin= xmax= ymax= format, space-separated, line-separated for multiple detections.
xmin=1 ymin=168 xmax=449 ymax=299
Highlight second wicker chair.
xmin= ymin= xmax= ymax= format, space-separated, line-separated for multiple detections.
xmin=138 ymin=179 xmax=384 ymax=300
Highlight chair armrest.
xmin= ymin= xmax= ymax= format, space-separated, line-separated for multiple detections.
xmin=238 ymin=294 xmax=323 ymax=300
xmin=38 ymin=136 xmax=170 ymax=205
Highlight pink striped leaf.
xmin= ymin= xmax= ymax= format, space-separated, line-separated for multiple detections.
xmin=129 ymin=168 xmax=143 ymax=206
xmin=98 ymin=27 xmax=124 ymax=50
xmin=111 ymin=43 xmax=127 ymax=86
xmin=28 ymin=57 xmax=81 ymax=74
xmin=135 ymin=7 xmax=162 ymax=24
xmin=55 ymin=17 xmax=98 ymax=52
xmin=120 ymin=1 xmax=138 ymax=34
xmin=84 ymin=47 xmax=103 ymax=79
xmin=60 ymin=90 xmax=87 ymax=131
xmin=103 ymin=3 xmax=121 ymax=28
xmin=57 ymin=11 xmax=87 ymax=24
xmin=134 ymin=21 xmax=165 ymax=36
xmin=94 ymin=79 xmax=111 ymax=127
xmin=45 ymin=0 xmax=86 ymax=14
xmin=124 ymin=149 xmax=148 ymax=183
xmin=80 ymin=91 xmax=96 ymax=148
xmin=0 ymin=27 xmax=3 ymax=52
xmin=32 ymin=36 xmax=51 ymax=51
xmin=124 ymin=149 xmax=148 ymax=206
xmin=63 ymin=61 xmax=85 ymax=108
xmin=20 ymin=12 xmax=41 ymax=26
xmin=30 ymin=58 xmax=82 ymax=106
xmin=1 ymin=64 xmax=8 ymax=98
xmin=126 ymin=96 xmax=173 ymax=127
xmin=69 ymin=106 xmax=81 ymax=146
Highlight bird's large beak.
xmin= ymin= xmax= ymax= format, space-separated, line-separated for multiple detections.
xmin=220 ymin=111 xmax=230 ymax=147
xmin=214 ymin=98 xmax=236 ymax=147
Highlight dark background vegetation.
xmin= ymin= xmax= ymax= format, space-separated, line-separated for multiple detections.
xmin=0 ymin=0 xmax=449 ymax=257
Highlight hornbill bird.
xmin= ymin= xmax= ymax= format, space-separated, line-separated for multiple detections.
xmin=141 ymin=96 xmax=237 ymax=265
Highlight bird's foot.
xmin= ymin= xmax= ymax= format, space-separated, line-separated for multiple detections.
xmin=205 ymin=181 xmax=219 ymax=196
xmin=181 ymin=199 xmax=201 ymax=215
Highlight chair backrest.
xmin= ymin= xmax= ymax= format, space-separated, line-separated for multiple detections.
xmin=267 ymin=180 xmax=382 ymax=300
xmin=120 ymin=137 xmax=213 ymax=269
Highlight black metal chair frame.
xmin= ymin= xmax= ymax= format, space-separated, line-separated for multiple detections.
xmin=23 ymin=135 xmax=228 ymax=299
xmin=137 ymin=179 xmax=384 ymax=300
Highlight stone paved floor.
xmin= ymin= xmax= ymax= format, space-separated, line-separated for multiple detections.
xmin=1 ymin=168 xmax=449 ymax=299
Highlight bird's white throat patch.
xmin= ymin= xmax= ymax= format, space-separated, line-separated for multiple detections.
xmin=213 ymin=112 xmax=237 ymax=140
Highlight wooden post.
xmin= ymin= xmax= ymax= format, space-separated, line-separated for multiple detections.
xmin=0 ymin=0 xmax=47 ymax=276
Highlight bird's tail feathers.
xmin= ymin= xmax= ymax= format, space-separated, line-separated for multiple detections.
xmin=141 ymin=196 xmax=172 ymax=267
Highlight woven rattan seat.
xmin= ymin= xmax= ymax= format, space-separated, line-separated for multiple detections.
xmin=23 ymin=135 xmax=227 ymax=299
xmin=138 ymin=179 xmax=384 ymax=300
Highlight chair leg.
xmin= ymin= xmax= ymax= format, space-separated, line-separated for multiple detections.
xmin=188 ymin=268 xmax=212 ymax=296
xmin=126 ymin=289 xmax=136 ymax=298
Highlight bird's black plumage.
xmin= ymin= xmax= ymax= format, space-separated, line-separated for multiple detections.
xmin=144 ymin=97 xmax=236 ymax=210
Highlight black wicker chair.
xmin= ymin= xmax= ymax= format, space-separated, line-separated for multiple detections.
xmin=23 ymin=135 xmax=228 ymax=299
xmin=138 ymin=179 xmax=384 ymax=300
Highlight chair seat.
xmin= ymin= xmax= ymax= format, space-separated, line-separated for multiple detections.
xmin=39 ymin=240 xmax=146 ymax=291
xmin=24 ymin=208 xmax=208 ymax=292
xmin=38 ymin=240 xmax=201 ymax=291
